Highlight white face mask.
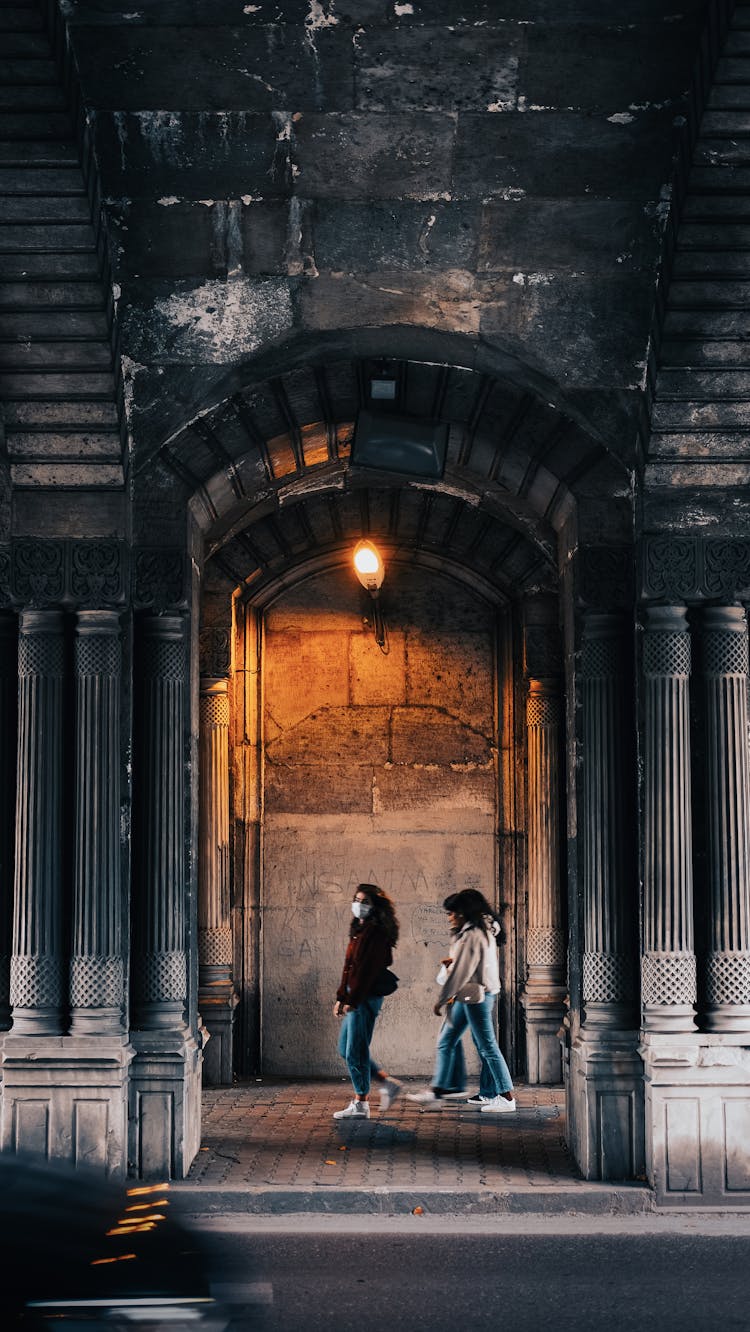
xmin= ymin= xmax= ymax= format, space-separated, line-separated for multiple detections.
xmin=352 ymin=901 xmax=372 ymax=921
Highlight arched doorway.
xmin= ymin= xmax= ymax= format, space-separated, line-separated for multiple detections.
xmin=184 ymin=348 xmax=626 ymax=1091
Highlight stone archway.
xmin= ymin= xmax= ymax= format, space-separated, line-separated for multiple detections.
xmin=184 ymin=346 xmax=624 ymax=1089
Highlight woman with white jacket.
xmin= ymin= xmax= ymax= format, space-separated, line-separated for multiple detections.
xmin=407 ymin=889 xmax=515 ymax=1114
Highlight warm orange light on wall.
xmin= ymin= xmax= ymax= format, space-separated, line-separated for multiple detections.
xmin=353 ymin=539 xmax=385 ymax=593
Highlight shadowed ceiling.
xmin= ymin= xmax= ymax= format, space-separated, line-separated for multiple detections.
xmin=145 ymin=355 xmax=630 ymax=602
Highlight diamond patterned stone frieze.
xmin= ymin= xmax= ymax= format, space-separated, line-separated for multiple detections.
xmin=10 ymin=955 xmax=63 ymax=1008
xmin=528 ymin=927 xmax=566 ymax=967
xmin=19 ymin=632 xmax=65 ymax=676
xmin=642 ymin=630 xmax=691 ymax=677
xmin=70 ymin=955 xmax=124 ymax=1008
xmin=75 ymin=634 xmax=121 ymax=677
xmin=705 ymin=951 xmax=750 ymax=1006
xmin=583 ymin=951 xmax=632 ymax=1003
xmin=199 ymin=928 xmax=233 ymax=967
xmin=132 ymin=951 xmax=186 ymax=1003
xmin=526 ymin=693 xmax=560 ymax=726
xmin=702 ymin=630 xmax=749 ymax=678
xmin=641 ymin=951 xmax=696 ymax=1006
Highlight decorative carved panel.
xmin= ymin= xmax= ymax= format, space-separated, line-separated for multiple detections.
xmin=12 ymin=541 xmax=65 ymax=605
xmin=642 ymin=536 xmax=750 ymax=603
xmin=704 ymin=540 xmax=750 ymax=599
xmin=133 ymin=549 xmax=186 ymax=610
xmin=0 ymin=542 xmax=127 ymax=608
xmin=70 ymin=542 xmax=124 ymax=604
xmin=199 ymin=626 xmax=231 ymax=678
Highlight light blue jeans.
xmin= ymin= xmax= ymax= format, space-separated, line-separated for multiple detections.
xmin=337 ymin=996 xmax=384 ymax=1096
xmin=434 ymin=995 xmax=513 ymax=1097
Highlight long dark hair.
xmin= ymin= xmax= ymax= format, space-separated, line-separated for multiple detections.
xmin=350 ymin=883 xmax=399 ymax=946
xmin=442 ymin=888 xmax=502 ymax=940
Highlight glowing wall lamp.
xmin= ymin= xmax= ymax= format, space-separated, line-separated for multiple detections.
xmin=353 ymin=539 xmax=388 ymax=652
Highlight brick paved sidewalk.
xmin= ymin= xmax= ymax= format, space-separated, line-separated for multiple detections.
xmin=172 ymin=1080 xmax=652 ymax=1215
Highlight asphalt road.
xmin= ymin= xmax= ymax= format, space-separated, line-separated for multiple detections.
xmin=196 ymin=1219 xmax=750 ymax=1332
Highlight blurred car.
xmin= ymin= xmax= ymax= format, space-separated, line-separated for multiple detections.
xmin=0 ymin=1152 xmax=228 ymax=1328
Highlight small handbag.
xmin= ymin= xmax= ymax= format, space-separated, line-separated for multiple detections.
xmin=455 ymin=981 xmax=485 ymax=1004
xmin=371 ymin=967 xmax=399 ymax=997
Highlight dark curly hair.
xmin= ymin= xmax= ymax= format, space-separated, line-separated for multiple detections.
xmin=443 ymin=888 xmax=502 ymax=940
xmin=350 ymin=883 xmax=399 ymax=945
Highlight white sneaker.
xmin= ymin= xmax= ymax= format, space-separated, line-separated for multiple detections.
xmin=333 ymin=1099 xmax=370 ymax=1119
xmin=406 ymin=1089 xmax=441 ymax=1104
xmin=379 ymin=1078 xmax=403 ymax=1110
xmin=480 ymin=1095 xmax=516 ymax=1114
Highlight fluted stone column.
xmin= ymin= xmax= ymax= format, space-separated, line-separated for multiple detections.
xmin=198 ymin=676 xmax=237 ymax=1084
xmin=11 ymin=611 xmax=66 ymax=1035
xmin=581 ymin=614 xmax=636 ymax=1028
xmin=521 ymin=676 xmax=567 ymax=1083
xmin=700 ymin=606 xmax=750 ymax=1031
xmin=70 ymin=611 xmax=124 ymax=1034
xmin=132 ymin=615 xmax=187 ymax=1031
xmin=641 ymin=605 xmax=696 ymax=1032
xmin=0 ymin=615 xmax=17 ymax=1031
xmin=569 ymin=613 xmax=644 ymax=1182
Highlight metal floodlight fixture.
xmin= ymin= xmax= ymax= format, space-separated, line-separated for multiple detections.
xmin=370 ymin=376 xmax=397 ymax=401
xmin=369 ymin=359 xmax=398 ymax=401
xmin=353 ymin=539 xmax=385 ymax=595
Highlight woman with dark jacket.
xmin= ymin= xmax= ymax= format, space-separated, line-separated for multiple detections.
xmin=333 ymin=883 xmax=401 ymax=1119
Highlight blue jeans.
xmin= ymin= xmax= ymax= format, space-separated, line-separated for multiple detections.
xmin=434 ymin=996 xmax=513 ymax=1097
xmin=337 ymin=996 xmax=383 ymax=1096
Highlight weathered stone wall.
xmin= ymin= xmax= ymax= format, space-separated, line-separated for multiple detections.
xmin=59 ymin=0 xmax=708 ymax=465
xmin=258 ymin=563 xmax=503 ymax=1076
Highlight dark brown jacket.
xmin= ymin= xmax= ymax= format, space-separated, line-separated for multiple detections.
xmin=336 ymin=922 xmax=392 ymax=1008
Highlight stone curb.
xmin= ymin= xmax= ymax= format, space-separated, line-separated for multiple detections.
xmin=170 ymin=1184 xmax=654 ymax=1216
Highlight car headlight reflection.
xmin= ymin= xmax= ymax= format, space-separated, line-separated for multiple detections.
xmin=26 ymin=1294 xmax=226 ymax=1327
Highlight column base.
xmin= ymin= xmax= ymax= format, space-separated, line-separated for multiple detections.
xmin=69 ymin=1008 xmax=126 ymax=1036
xmin=702 ymin=1005 xmax=750 ymax=1033
xmin=568 ymin=1028 xmax=645 ymax=1181
xmin=640 ymin=1030 xmax=750 ymax=1206
xmin=642 ymin=1003 xmax=697 ymax=1033
xmin=199 ymin=984 xmax=239 ymax=1087
xmin=128 ymin=1029 xmax=203 ymax=1179
xmin=0 ymin=1034 xmax=134 ymax=1176
xmin=10 ymin=1007 xmax=66 ymax=1036
xmin=520 ymin=987 xmax=567 ymax=1084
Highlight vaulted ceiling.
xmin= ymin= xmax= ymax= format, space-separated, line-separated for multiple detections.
xmin=147 ymin=353 xmax=630 ymax=602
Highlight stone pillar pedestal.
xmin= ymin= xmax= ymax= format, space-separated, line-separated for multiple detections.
xmin=640 ymin=1031 xmax=750 ymax=1205
xmin=0 ymin=1037 xmax=133 ymax=1175
xmin=569 ymin=613 xmax=644 ymax=1180
xmin=520 ymin=677 xmax=567 ymax=1084
xmin=699 ymin=606 xmax=750 ymax=1032
xmin=569 ymin=1029 xmax=645 ymax=1182
xmin=129 ymin=614 xmax=201 ymax=1179
xmin=198 ymin=676 xmax=237 ymax=1086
